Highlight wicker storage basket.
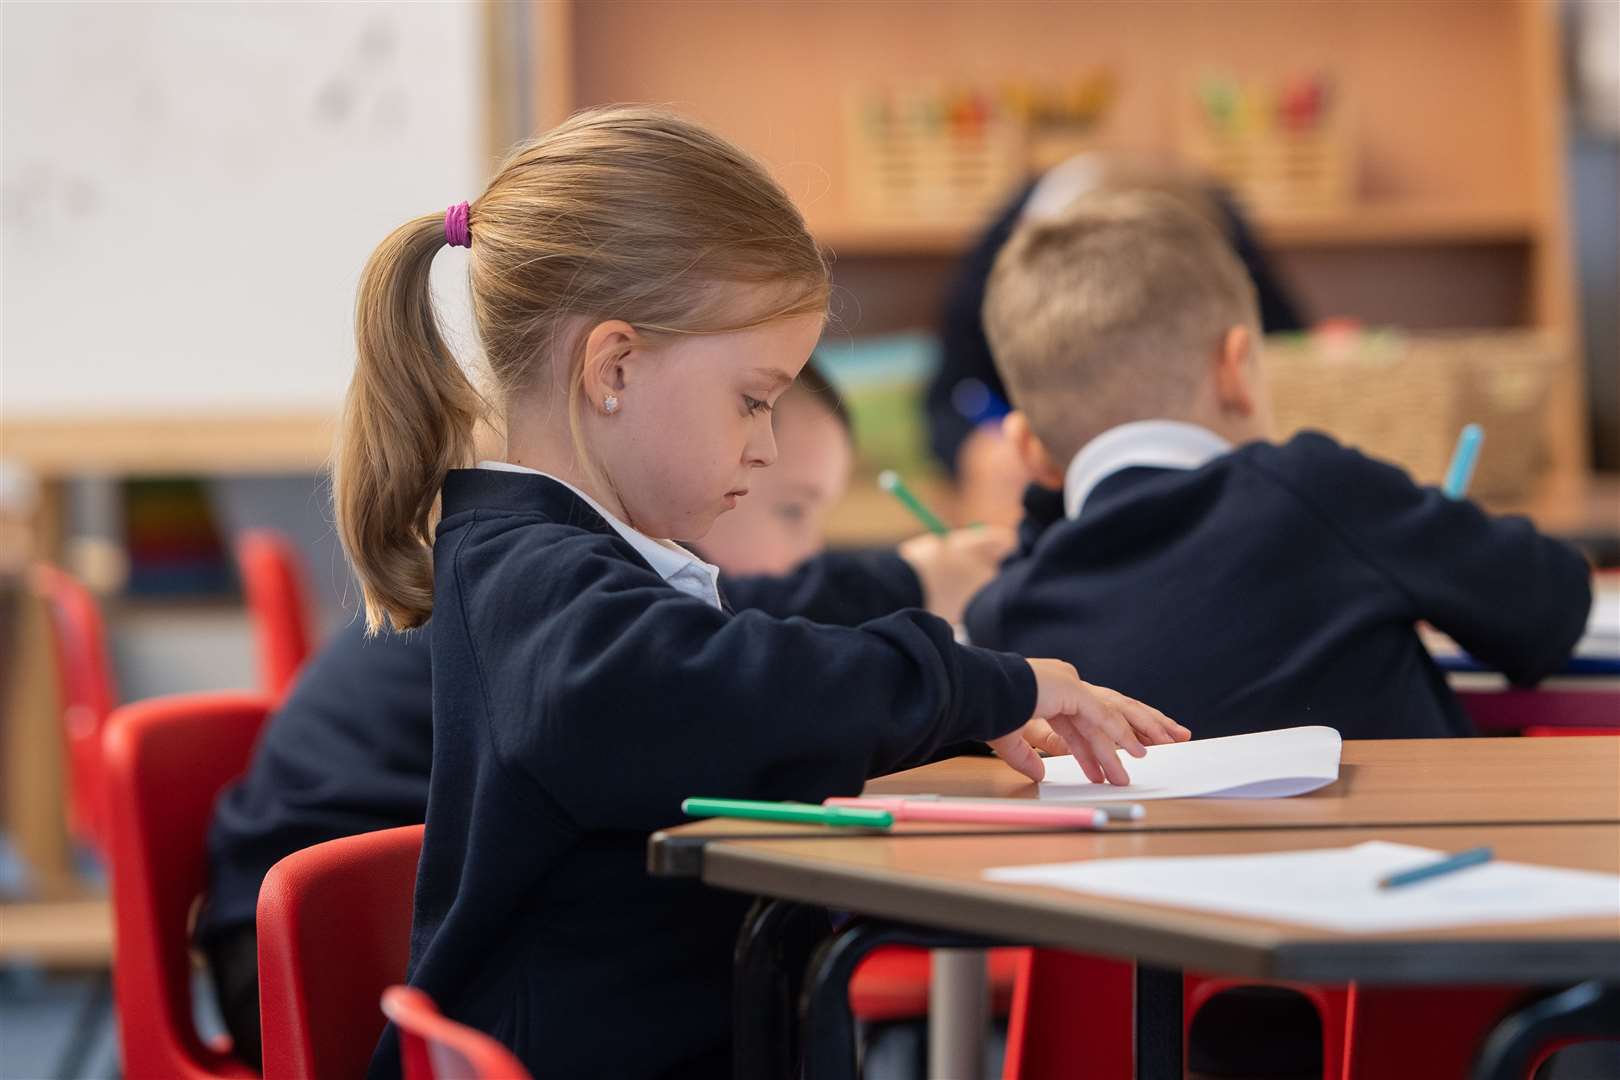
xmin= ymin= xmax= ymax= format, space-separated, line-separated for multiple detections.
xmin=1266 ymin=330 xmax=1566 ymax=500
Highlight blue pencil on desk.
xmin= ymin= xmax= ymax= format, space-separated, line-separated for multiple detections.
xmin=1442 ymin=423 xmax=1484 ymax=499
xmin=878 ymin=470 xmax=951 ymax=536
xmin=1379 ymin=845 xmax=1493 ymax=889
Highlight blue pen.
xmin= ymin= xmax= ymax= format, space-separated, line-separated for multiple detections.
xmin=1442 ymin=424 xmax=1484 ymax=499
xmin=1379 ymin=845 xmax=1493 ymax=889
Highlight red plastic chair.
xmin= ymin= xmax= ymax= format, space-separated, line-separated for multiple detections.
xmin=380 ymin=986 xmax=532 ymax=1080
xmin=849 ymin=947 xmax=1023 ymax=1022
xmin=257 ymin=824 xmax=424 ymax=1080
xmin=235 ymin=529 xmax=316 ymax=703
xmin=101 ymin=691 xmax=269 ymax=1080
xmin=1185 ymin=975 xmax=1351 ymax=1079
xmin=1458 ymin=688 xmax=1620 ymax=733
xmin=1002 ymin=950 xmax=1132 ymax=1080
xmin=1003 ymin=951 xmax=1343 ymax=1080
xmin=1523 ymin=726 xmax=1620 ymax=737
xmin=33 ymin=563 xmax=120 ymax=851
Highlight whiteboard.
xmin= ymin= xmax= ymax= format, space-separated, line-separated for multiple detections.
xmin=1 ymin=1 xmax=483 ymax=419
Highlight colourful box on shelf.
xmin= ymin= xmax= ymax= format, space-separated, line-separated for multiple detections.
xmin=1179 ymin=72 xmax=1353 ymax=217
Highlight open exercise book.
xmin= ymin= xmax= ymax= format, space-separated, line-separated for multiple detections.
xmin=1039 ymin=725 xmax=1342 ymax=801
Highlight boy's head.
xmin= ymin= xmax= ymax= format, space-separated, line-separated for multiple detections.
xmin=983 ymin=191 xmax=1270 ymax=486
xmin=696 ymin=358 xmax=854 ymax=576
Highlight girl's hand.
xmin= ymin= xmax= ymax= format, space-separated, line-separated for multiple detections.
xmin=987 ymin=659 xmax=1190 ymax=783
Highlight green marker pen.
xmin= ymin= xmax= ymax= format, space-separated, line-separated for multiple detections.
xmin=681 ymin=797 xmax=894 ymax=829
xmin=878 ymin=470 xmax=950 ymax=536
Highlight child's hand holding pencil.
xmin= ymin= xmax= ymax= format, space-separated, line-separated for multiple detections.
xmin=898 ymin=525 xmax=1016 ymax=625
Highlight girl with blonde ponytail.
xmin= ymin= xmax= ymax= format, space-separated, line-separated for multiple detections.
xmin=346 ymin=107 xmax=1186 ymax=1080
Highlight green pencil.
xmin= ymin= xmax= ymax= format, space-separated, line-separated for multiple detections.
xmin=878 ymin=470 xmax=950 ymax=536
xmin=681 ymin=797 xmax=894 ymax=829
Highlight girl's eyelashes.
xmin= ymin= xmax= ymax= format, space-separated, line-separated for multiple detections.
xmin=743 ymin=395 xmax=773 ymax=416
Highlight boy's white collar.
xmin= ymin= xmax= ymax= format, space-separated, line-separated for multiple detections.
xmin=1063 ymin=421 xmax=1232 ymax=519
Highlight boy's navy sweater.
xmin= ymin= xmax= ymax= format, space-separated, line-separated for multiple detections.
xmin=367 ymin=469 xmax=1033 ymax=1080
xmin=197 ymin=548 xmax=926 ymax=951
xmin=965 ymin=432 xmax=1590 ymax=740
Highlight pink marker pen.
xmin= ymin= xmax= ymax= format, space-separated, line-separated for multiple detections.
xmin=824 ymin=796 xmax=1108 ymax=829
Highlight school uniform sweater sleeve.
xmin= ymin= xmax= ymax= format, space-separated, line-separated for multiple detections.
xmin=720 ymin=548 xmax=923 ymax=626
xmin=449 ymin=520 xmax=1036 ymax=834
xmin=1246 ymin=432 xmax=1592 ymax=686
xmin=962 ymin=483 xmax=1065 ymax=655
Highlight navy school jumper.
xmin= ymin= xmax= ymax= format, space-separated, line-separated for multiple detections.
xmin=965 ymin=431 xmax=1591 ymax=741
xmin=366 ymin=468 xmax=1035 ymax=1079
xmin=196 ymin=546 xmax=925 ymax=952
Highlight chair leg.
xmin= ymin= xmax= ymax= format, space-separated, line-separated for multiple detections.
xmin=800 ymin=920 xmax=1005 ymax=1080
xmin=1471 ymin=981 xmax=1620 ymax=1080
xmin=52 ymin=970 xmax=114 ymax=1080
xmin=733 ymin=899 xmax=829 ymax=1080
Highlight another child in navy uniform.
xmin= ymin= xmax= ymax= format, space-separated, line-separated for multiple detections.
xmin=336 ymin=107 xmax=1187 ymax=1080
xmin=967 ymin=189 xmax=1591 ymax=1078
xmin=193 ymin=362 xmax=1009 ymax=1069
xmin=967 ymin=190 xmax=1591 ymax=742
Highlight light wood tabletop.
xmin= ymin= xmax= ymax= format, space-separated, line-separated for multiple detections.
xmin=697 ymin=823 xmax=1620 ymax=985
xmin=866 ymin=736 xmax=1620 ymax=830
xmin=650 ymin=737 xmax=1620 ymax=875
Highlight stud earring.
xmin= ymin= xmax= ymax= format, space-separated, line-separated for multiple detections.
xmin=602 ymin=394 xmax=620 ymax=415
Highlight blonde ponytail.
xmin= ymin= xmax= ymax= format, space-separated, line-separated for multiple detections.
xmin=336 ymin=212 xmax=482 ymax=632
xmin=337 ymin=106 xmax=829 ymax=633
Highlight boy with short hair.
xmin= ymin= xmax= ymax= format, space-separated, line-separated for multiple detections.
xmin=968 ymin=192 xmax=1590 ymax=741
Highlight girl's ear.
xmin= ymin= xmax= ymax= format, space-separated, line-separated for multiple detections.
xmin=580 ymin=319 xmax=639 ymax=410
xmin=1002 ymin=411 xmax=1066 ymax=489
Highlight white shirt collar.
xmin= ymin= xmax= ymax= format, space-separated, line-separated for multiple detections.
xmin=476 ymin=460 xmax=722 ymax=609
xmin=1063 ymin=421 xmax=1232 ymax=519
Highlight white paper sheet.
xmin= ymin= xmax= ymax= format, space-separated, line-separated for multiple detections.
xmin=1582 ymin=590 xmax=1620 ymax=653
xmin=1038 ymin=726 xmax=1342 ymax=801
xmin=985 ymin=841 xmax=1620 ymax=932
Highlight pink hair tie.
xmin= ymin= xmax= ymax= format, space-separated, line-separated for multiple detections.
xmin=443 ymin=201 xmax=471 ymax=248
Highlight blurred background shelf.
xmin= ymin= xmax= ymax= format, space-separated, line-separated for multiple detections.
xmin=817 ymin=204 xmax=1540 ymax=257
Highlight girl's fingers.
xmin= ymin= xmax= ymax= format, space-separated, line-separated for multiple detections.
xmin=1103 ymin=703 xmax=1148 ymax=758
xmin=1130 ymin=699 xmax=1189 ymax=744
xmin=1023 ymin=718 xmax=1071 ymax=757
xmin=989 ymin=731 xmax=1046 ymax=782
xmin=1050 ymin=714 xmax=1108 ymax=784
xmin=1084 ymin=723 xmax=1134 ymax=786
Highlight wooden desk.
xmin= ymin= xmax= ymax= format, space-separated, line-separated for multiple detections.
xmin=652 ymin=737 xmax=1620 ymax=877
xmin=698 ymin=824 xmax=1619 ymax=986
xmin=649 ymin=738 xmax=1620 ymax=1080
xmin=692 ymin=824 xmax=1618 ymax=1080
xmin=868 ymin=737 xmax=1620 ymax=830
xmin=0 ymin=898 xmax=113 ymax=970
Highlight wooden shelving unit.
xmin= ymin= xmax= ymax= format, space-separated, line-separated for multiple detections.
xmin=527 ymin=0 xmax=1589 ymax=526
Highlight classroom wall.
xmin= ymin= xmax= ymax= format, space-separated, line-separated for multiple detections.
xmin=0 ymin=2 xmax=483 ymax=419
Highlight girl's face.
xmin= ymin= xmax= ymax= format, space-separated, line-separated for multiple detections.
xmin=585 ymin=306 xmax=825 ymax=540
xmin=694 ymin=390 xmax=853 ymax=575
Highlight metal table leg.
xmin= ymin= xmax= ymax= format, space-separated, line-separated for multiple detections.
xmin=1135 ymin=963 xmax=1183 ymax=1080
xmin=929 ymin=948 xmax=989 ymax=1080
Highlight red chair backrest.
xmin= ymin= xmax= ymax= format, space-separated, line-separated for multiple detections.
xmin=235 ymin=529 xmax=316 ymax=703
xmin=1457 ymin=689 xmax=1620 ymax=733
xmin=101 ymin=691 xmax=268 ymax=1080
xmin=257 ymin=824 xmax=424 ymax=1080
xmin=380 ymin=985 xmax=533 ymax=1080
xmin=33 ymin=563 xmax=120 ymax=849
